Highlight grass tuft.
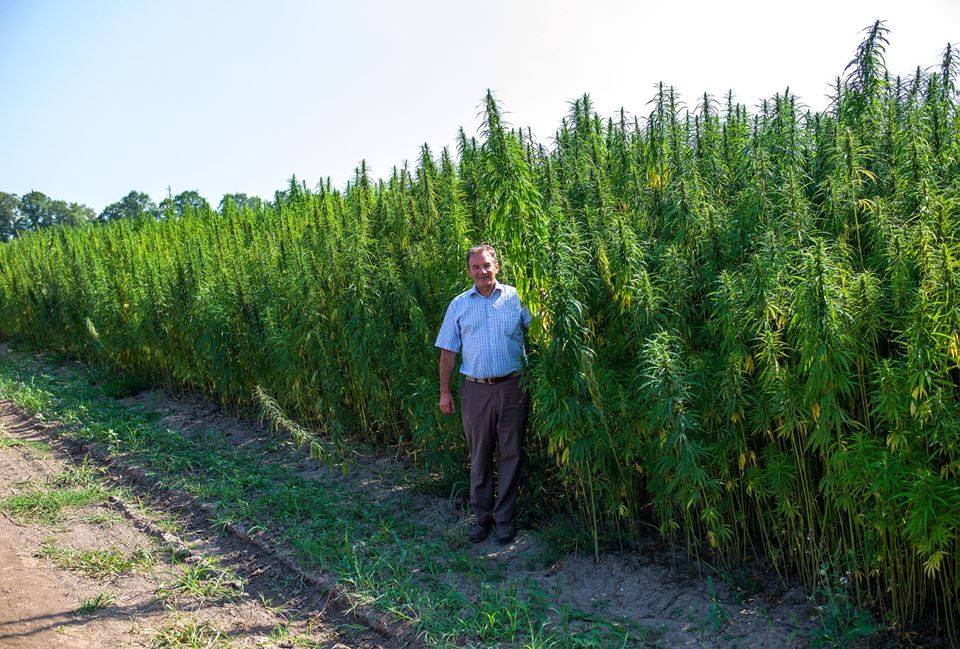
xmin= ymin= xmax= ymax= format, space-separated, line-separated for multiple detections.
xmin=159 ymin=556 xmax=244 ymax=603
xmin=152 ymin=617 xmax=229 ymax=649
xmin=78 ymin=591 xmax=116 ymax=616
xmin=0 ymin=433 xmax=49 ymax=454
xmin=38 ymin=543 xmax=155 ymax=579
xmin=0 ymin=484 xmax=111 ymax=524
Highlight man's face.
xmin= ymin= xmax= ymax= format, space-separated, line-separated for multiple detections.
xmin=468 ymin=250 xmax=499 ymax=293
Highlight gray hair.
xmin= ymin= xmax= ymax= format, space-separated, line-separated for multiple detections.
xmin=466 ymin=244 xmax=499 ymax=267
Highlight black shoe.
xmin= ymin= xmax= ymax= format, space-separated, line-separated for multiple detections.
xmin=468 ymin=517 xmax=492 ymax=543
xmin=494 ymin=521 xmax=516 ymax=544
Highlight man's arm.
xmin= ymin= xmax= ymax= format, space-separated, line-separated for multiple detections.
xmin=439 ymin=348 xmax=457 ymax=415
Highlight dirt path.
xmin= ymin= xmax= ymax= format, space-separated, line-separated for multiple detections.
xmin=0 ymin=403 xmax=390 ymax=648
xmin=0 ymin=510 xmax=130 ymax=649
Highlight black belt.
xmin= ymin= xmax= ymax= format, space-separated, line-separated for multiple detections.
xmin=465 ymin=371 xmax=520 ymax=385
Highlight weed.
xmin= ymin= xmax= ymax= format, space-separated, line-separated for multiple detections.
xmin=719 ymin=567 xmax=761 ymax=604
xmin=0 ymin=433 xmax=49 ymax=454
xmin=809 ymin=564 xmax=877 ymax=648
xmin=152 ymin=618 xmax=229 ymax=649
xmin=78 ymin=591 xmax=116 ymax=615
xmin=8 ymin=379 xmax=53 ymax=413
xmin=81 ymin=511 xmax=123 ymax=526
xmin=333 ymin=622 xmax=370 ymax=636
xmin=264 ymin=623 xmax=332 ymax=647
xmin=0 ymin=485 xmax=110 ymax=524
xmin=165 ymin=556 xmax=244 ymax=602
xmin=127 ymin=496 xmax=187 ymax=536
xmin=49 ymin=458 xmax=102 ymax=487
xmin=38 ymin=543 xmax=155 ymax=579
xmin=521 ymin=621 xmax=561 ymax=649
xmin=702 ymin=576 xmax=732 ymax=636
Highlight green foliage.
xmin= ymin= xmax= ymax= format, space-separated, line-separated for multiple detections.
xmin=167 ymin=556 xmax=244 ymax=602
xmin=810 ymin=564 xmax=877 ymax=648
xmin=0 ymin=192 xmax=24 ymax=241
xmin=152 ymin=618 xmax=229 ymax=649
xmin=0 ymin=23 xmax=958 ymax=640
xmin=38 ymin=543 xmax=155 ymax=579
xmin=0 ymin=190 xmax=95 ymax=238
xmin=0 ymin=485 xmax=111 ymax=523
xmin=78 ymin=591 xmax=116 ymax=616
xmin=217 ymin=193 xmax=262 ymax=214
xmin=158 ymin=190 xmax=211 ymax=219
xmin=97 ymin=190 xmax=159 ymax=223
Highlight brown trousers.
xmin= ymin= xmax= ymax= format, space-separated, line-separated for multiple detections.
xmin=460 ymin=375 xmax=529 ymax=524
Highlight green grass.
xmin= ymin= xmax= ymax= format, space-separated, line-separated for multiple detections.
xmin=0 ymin=348 xmax=652 ymax=647
xmin=0 ymin=484 xmax=111 ymax=524
xmin=38 ymin=543 xmax=155 ymax=579
xmin=48 ymin=458 xmax=103 ymax=487
xmin=526 ymin=514 xmax=593 ymax=570
xmin=167 ymin=556 xmax=244 ymax=602
xmin=80 ymin=510 xmax=123 ymax=526
xmin=263 ymin=623 xmax=341 ymax=648
xmin=78 ymin=591 xmax=116 ymax=616
xmin=152 ymin=617 xmax=229 ymax=649
xmin=0 ymin=433 xmax=49 ymax=454
xmin=0 ymin=376 xmax=54 ymax=413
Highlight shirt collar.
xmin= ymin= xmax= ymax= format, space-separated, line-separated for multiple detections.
xmin=468 ymin=281 xmax=502 ymax=298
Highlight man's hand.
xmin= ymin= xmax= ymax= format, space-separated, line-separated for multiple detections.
xmin=439 ymin=390 xmax=456 ymax=415
xmin=438 ymin=349 xmax=457 ymax=415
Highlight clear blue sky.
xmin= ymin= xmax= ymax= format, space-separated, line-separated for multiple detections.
xmin=1 ymin=0 xmax=958 ymax=213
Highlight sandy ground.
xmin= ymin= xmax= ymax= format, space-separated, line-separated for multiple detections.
xmin=0 ymin=402 xmax=391 ymax=649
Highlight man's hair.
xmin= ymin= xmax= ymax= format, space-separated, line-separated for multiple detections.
xmin=466 ymin=244 xmax=498 ymax=267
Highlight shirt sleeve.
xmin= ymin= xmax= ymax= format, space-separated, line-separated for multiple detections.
xmin=435 ymin=300 xmax=462 ymax=352
xmin=520 ymin=301 xmax=531 ymax=329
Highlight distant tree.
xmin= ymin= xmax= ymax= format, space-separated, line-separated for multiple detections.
xmin=18 ymin=191 xmax=55 ymax=230
xmin=53 ymin=201 xmax=95 ymax=226
xmin=218 ymin=193 xmax=262 ymax=214
xmin=159 ymin=190 xmax=211 ymax=218
xmin=0 ymin=191 xmax=95 ymax=237
xmin=76 ymin=202 xmax=97 ymax=224
xmin=0 ymin=192 xmax=23 ymax=241
xmin=98 ymin=191 xmax=158 ymax=223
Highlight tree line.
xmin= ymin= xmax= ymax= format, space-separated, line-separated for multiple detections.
xmin=0 ymin=189 xmax=264 ymax=241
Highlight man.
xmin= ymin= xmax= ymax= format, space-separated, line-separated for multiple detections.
xmin=436 ymin=244 xmax=531 ymax=544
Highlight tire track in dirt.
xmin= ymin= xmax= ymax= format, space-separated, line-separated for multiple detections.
xmin=0 ymin=402 xmax=395 ymax=649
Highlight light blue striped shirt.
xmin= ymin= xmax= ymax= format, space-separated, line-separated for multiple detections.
xmin=435 ymin=282 xmax=531 ymax=379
